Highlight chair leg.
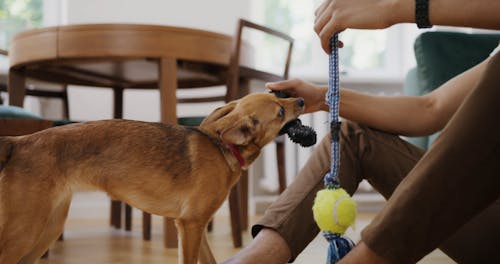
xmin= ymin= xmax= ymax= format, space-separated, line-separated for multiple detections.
xmin=228 ymin=184 xmax=243 ymax=248
xmin=239 ymin=171 xmax=249 ymax=230
xmin=143 ymin=212 xmax=151 ymax=240
xmin=276 ymin=140 xmax=287 ymax=193
xmin=110 ymin=200 xmax=122 ymax=229
xmin=110 ymin=87 xmax=124 ymax=230
xmin=125 ymin=204 xmax=132 ymax=231
xmin=62 ymin=85 xmax=70 ymax=119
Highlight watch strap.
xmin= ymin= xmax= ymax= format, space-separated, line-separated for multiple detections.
xmin=416 ymin=0 xmax=432 ymax=28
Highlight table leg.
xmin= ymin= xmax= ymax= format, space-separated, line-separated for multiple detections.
xmin=159 ymin=57 xmax=179 ymax=248
xmin=159 ymin=57 xmax=177 ymax=124
xmin=110 ymin=87 xmax=125 ymax=230
xmin=8 ymin=68 xmax=26 ymax=107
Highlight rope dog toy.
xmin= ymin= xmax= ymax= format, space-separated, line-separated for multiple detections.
xmin=312 ymin=35 xmax=357 ymax=263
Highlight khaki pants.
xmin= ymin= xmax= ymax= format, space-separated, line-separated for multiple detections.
xmin=252 ymin=53 xmax=500 ymax=263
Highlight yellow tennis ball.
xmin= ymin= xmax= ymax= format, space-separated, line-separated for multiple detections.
xmin=312 ymin=188 xmax=357 ymax=234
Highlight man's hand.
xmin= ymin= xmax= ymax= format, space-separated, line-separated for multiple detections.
xmin=266 ymin=79 xmax=329 ymax=113
xmin=314 ymin=0 xmax=413 ymax=53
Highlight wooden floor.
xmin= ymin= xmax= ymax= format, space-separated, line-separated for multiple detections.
xmin=39 ymin=192 xmax=455 ymax=264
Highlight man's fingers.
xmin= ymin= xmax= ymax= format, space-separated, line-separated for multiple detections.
xmin=266 ymin=79 xmax=300 ymax=90
xmin=314 ymin=9 xmax=332 ymax=34
xmin=266 ymin=81 xmax=289 ymax=90
xmin=314 ymin=0 xmax=330 ymax=17
xmin=319 ymin=17 xmax=341 ymax=54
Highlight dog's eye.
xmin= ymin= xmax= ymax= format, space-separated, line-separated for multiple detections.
xmin=278 ymin=107 xmax=285 ymax=118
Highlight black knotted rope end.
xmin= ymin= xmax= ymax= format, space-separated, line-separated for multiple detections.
xmin=330 ymin=121 xmax=341 ymax=142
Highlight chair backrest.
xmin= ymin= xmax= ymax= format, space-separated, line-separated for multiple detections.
xmin=226 ymin=19 xmax=294 ymax=101
xmin=0 ymin=49 xmax=7 ymax=104
xmin=176 ymin=19 xmax=293 ymax=121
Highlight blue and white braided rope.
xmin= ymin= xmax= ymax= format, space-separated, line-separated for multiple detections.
xmin=319 ymin=35 xmax=356 ymax=263
xmin=324 ymin=34 xmax=341 ymax=189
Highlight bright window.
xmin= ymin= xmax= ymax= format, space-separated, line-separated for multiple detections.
xmin=0 ymin=0 xmax=43 ymax=47
xmin=0 ymin=0 xmax=43 ymax=71
xmin=251 ymin=0 xmax=418 ymax=82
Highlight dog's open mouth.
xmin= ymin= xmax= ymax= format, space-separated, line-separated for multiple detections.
xmin=279 ymin=119 xmax=317 ymax=147
xmin=270 ymin=90 xmax=317 ymax=147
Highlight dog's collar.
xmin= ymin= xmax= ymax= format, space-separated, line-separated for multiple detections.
xmin=226 ymin=144 xmax=245 ymax=167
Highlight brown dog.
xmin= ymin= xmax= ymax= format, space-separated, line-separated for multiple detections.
xmin=0 ymin=93 xmax=304 ymax=264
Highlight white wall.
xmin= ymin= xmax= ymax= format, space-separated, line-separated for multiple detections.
xmin=61 ymin=0 xmax=251 ymax=121
xmin=65 ymin=0 xmax=250 ymax=35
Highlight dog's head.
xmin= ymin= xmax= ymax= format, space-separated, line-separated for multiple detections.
xmin=200 ymin=93 xmax=304 ymax=166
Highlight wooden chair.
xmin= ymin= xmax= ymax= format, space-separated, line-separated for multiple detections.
xmin=106 ymin=56 xmax=231 ymax=243
xmin=145 ymin=19 xmax=294 ymax=248
xmin=227 ymin=19 xmax=294 ymax=236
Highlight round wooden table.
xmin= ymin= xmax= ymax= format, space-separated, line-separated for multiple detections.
xmin=8 ymin=23 xmax=233 ymax=248
xmin=8 ymin=23 xmax=233 ymax=123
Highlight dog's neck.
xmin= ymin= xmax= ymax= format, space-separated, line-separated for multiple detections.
xmin=192 ymin=127 xmax=261 ymax=171
xmin=227 ymin=144 xmax=245 ymax=167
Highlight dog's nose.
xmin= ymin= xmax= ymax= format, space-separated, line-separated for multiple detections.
xmin=296 ymin=98 xmax=305 ymax=107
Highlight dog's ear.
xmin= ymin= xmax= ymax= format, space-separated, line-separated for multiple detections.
xmin=201 ymin=101 xmax=238 ymax=125
xmin=220 ymin=116 xmax=256 ymax=145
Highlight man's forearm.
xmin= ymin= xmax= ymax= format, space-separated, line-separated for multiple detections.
xmin=339 ymin=89 xmax=436 ymax=136
xmin=317 ymin=85 xmax=436 ymax=136
xmin=430 ymin=0 xmax=500 ymax=29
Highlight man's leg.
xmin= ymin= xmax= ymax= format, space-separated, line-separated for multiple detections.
xmin=360 ymin=52 xmax=500 ymax=263
xmin=223 ymin=120 xmax=427 ymax=263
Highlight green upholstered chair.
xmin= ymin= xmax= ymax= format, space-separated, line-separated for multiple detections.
xmin=0 ymin=104 xmax=40 ymax=119
xmin=403 ymin=31 xmax=500 ymax=149
xmin=0 ymin=105 xmax=53 ymax=136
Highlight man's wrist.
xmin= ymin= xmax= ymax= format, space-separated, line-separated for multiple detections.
xmin=386 ymin=0 xmax=414 ymax=25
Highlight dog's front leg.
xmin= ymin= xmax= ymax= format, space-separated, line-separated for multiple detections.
xmin=175 ymin=219 xmax=206 ymax=264
xmin=199 ymin=231 xmax=216 ymax=264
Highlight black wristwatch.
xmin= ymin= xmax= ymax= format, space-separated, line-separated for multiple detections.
xmin=416 ymin=0 xmax=432 ymax=28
